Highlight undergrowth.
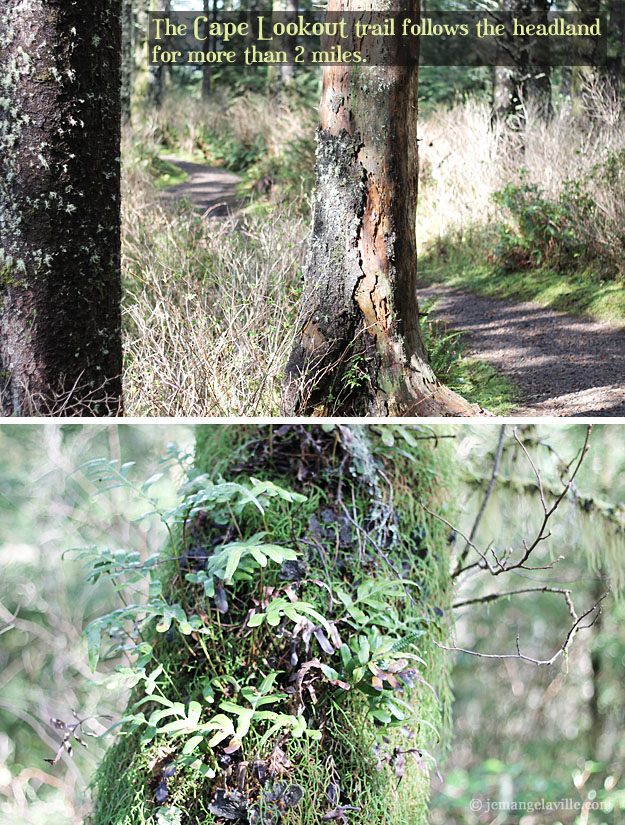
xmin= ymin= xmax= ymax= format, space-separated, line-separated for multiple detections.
xmin=417 ymin=83 xmax=625 ymax=322
xmin=419 ymin=301 xmax=520 ymax=414
xmin=139 ymin=89 xmax=317 ymax=214
xmin=79 ymin=425 xmax=454 ymax=825
xmin=122 ymin=84 xmax=524 ymax=415
xmin=121 ymin=130 xmax=307 ymax=417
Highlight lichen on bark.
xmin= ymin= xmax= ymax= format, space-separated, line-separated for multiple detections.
xmin=0 ymin=0 xmax=123 ymax=415
xmin=281 ymin=2 xmax=477 ymax=417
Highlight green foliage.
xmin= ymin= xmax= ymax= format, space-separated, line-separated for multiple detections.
xmin=491 ymin=152 xmax=625 ymax=280
xmin=419 ymin=299 xmax=520 ymax=414
xmin=87 ymin=427 xmax=454 ymax=825
xmin=418 ymin=66 xmax=491 ymax=108
xmin=238 ymin=134 xmax=316 ymax=213
xmin=490 ymin=178 xmax=593 ymax=273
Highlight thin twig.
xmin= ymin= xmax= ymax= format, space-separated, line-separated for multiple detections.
xmin=438 ymin=426 xmax=593 ymax=580
xmin=453 ymin=585 xmax=576 ymax=614
xmin=453 ymin=425 xmax=506 ymax=577
xmin=437 ymin=593 xmax=609 ymax=666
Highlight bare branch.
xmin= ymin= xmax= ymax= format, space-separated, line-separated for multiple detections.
xmin=453 ymin=425 xmax=506 ymax=577
xmin=432 ymin=426 xmax=594 ymax=580
xmin=453 ymin=586 xmax=576 ymax=615
xmin=437 ymin=593 xmax=609 ymax=666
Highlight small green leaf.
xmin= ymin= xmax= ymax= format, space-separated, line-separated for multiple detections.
xmin=224 ymin=546 xmax=243 ymax=583
xmin=149 ymin=580 xmax=163 ymax=598
xmin=183 ymin=735 xmax=204 ymax=755
xmin=248 ymin=613 xmax=265 ymax=628
xmin=267 ymin=610 xmax=282 ymax=627
xmin=249 ymin=547 xmax=268 ymax=566
xmin=187 ymin=701 xmax=202 ymax=727
xmin=156 ymin=614 xmax=172 ymax=633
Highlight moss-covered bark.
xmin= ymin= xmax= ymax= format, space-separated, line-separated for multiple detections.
xmin=281 ymin=0 xmax=476 ymax=417
xmin=90 ymin=424 xmax=455 ymax=825
xmin=0 ymin=0 xmax=123 ymax=415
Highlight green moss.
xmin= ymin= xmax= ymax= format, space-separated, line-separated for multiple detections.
xmin=152 ymin=157 xmax=190 ymax=190
xmin=419 ymin=238 xmax=625 ymax=324
xmin=90 ymin=426 xmax=455 ymax=825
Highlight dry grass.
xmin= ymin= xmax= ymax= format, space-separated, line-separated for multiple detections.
xmin=417 ymin=79 xmax=625 ymax=265
xmin=142 ymin=88 xmax=316 ymax=168
xmin=121 ymin=153 xmax=307 ymax=417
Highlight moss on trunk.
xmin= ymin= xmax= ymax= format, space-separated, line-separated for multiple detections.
xmin=89 ymin=425 xmax=455 ymax=825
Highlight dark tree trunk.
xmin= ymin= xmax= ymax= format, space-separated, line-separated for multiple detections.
xmin=607 ymin=0 xmax=625 ymax=85
xmin=0 ymin=1 xmax=123 ymax=416
xmin=526 ymin=0 xmax=552 ymax=120
xmin=588 ymin=576 xmax=605 ymax=759
xmin=280 ymin=0 xmax=298 ymax=87
xmin=202 ymin=0 xmax=212 ymax=101
xmin=491 ymin=0 xmax=552 ymax=122
xmin=281 ymin=0 xmax=476 ymax=417
xmin=147 ymin=0 xmax=171 ymax=107
xmin=121 ymin=0 xmax=134 ymax=123
xmin=492 ymin=64 xmax=520 ymax=120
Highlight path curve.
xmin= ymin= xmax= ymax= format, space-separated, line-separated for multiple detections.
xmin=418 ymin=283 xmax=625 ymax=417
xmin=159 ymin=156 xmax=242 ymax=217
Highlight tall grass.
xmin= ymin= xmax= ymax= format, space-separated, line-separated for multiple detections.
xmin=121 ymin=146 xmax=307 ymax=417
xmin=417 ymin=81 xmax=625 ymax=278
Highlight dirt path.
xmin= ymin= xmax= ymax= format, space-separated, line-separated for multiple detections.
xmin=418 ymin=283 xmax=625 ymax=416
xmin=159 ymin=157 xmax=242 ymax=217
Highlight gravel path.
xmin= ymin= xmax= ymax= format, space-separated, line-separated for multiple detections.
xmin=418 ymin=283 xmax=625 ymax=417
xmin=159 ymin=157 xmax=242 ymax=217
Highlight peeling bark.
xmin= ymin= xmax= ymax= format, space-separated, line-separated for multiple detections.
xmin=0 ymin=0 xmax=122 ymax=415
xmin=281 ymin=0 xmax=476 ymax=417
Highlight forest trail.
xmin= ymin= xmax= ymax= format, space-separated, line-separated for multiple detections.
xmin=418 ymin=283 xmax=625 ymax=416
xmin=159 ymin=157 xmax=242 ymax=217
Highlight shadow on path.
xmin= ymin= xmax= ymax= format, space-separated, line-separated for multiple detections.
xmin=418 ymin=283 xmax=625 ymax=417
xmin=159 ymin=157 xmax=242 ymax=218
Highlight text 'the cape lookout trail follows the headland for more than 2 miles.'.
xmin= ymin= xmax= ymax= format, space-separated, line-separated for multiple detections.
xmin=150 ymin=14 xmax=601 ymax=44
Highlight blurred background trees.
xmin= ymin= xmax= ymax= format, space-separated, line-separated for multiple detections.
xmin=0 ymin=424 xmax=191 ymax=824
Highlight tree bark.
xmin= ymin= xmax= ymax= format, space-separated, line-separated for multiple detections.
xmin=280 ymin=0 xmax=298 ymax=87
xmin=0 ymin=0 xmax=123 ymax=416
xmin=491 ymin=0 xmax=552 ymax=122
xmin=147 ymin=0 xmax=170 ymax=107
xmin=121 ymin=0 xmax=134 ymax=123
xmin=281 ymin=0 xmax=476 ymax=417
xmin=201 ymin=0 xmax=212 ymax=101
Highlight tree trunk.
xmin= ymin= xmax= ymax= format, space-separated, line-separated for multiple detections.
xmin=280 ymin=0 xmax=298 ymax=87
xmin=525 ymin=0 xmax=552 ymax=121
xmin=0 ymin=1 xmax=123 ymax=416
xmin=121 ymin=0 xmax=135 ymax=123
xmin=91 ymin=423 xmax=454 ymax=825
xmin=201 ymin=0 xmax=212 ymax=101
xmin=281 ymin=0 xmax=476 ymax=417
xmin=147 ymin=0 xmax=171 ymax=107
xmin=491 ymin=0 xmax=552 ymax=122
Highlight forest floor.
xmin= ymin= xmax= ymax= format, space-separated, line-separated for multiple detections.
xmin=159 ymin=156 xmax=241 ymax=217
xmin=157 ymin=157 xmax=625 ymax=417
xmin=418 ymin=283 xmax=625 ymax=416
